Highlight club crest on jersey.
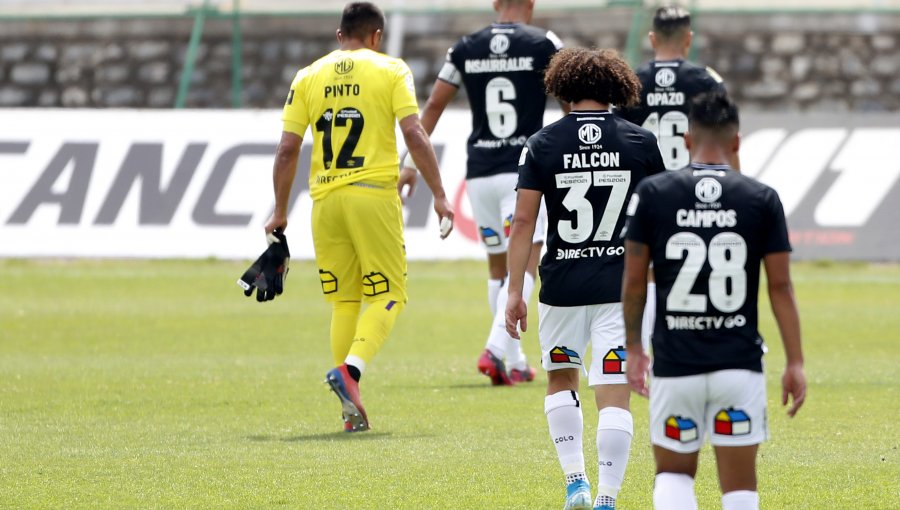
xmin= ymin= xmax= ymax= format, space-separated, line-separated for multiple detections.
xmin=655 ymin=68 xmax=677 ymax=88
xmin=602 ymin=346 xmax=626 ymax=374
xmin=490 ymin=34 xmax=510 ymax=54
xmin=549 ymin=346 xmax=581 ymax=365
xmin=695 ymin=177 xmax=723 ymax=203
xmin=665 ymin=415 xmax=698 ymax=443
xmin=503 ymin=214 xmax=513 ymax=237
xmin=334 ymin=58 xmax=354 ymax=75
xmin=578 ymin=123 xmax=602 ymax=144
xmin=714 ymin=408 xmax=751 ymax=436
xmin=480 ymin=226 xmax=502 ymax=247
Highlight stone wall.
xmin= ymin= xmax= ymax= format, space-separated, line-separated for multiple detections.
xmin=0 ymin=9 xmax=898 ymax=111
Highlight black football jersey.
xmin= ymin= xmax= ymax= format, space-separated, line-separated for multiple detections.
xmin=616 ymin=59 xmax=725 ymax=170
xmin=624 ymin=163 xmax=792 ymax=377
xmin=438 ymin=23 xmax=562 ymax=179
xmin=518 ymin=111 xmax=666 ymax=306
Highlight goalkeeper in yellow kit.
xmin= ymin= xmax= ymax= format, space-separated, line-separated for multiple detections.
xmin=264 ymin=2 xmax=454 ymax=432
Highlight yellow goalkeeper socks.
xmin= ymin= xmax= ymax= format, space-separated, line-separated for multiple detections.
xmin=330 ymin=301 xmax=361 ymax=367
xmin=347 ymin=299 xmax=404 ymax=366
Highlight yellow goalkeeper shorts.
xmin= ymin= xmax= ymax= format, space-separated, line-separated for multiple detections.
xmin=311 ymin=183 xmax=408 ymax=304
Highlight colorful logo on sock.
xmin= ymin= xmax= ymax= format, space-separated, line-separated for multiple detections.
xmin=549 ymin=346 xmax=582 ymax=365
xmin=602 ymin=346 xmax=626 ymax=374
xmin=665 ymin=415 xmax=698 ymax=443
xmin=503 ymin=214 xmax=513 ymax=237
xmin=714 ymin=408 xmax=751 ymax=436
xmin=480 ymin=226 xmax=502 ymax=247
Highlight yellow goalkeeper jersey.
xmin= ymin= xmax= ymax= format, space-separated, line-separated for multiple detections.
xmin=283 ymin=48 xmax=419 ymax=200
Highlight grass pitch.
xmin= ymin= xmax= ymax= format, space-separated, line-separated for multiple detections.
xmin=0 ymin=259 xmax=898 ymax=509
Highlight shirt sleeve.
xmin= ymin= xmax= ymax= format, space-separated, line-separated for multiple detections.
xmin=393 ymin=59 xmax=420 ymax=120
xmin=644 ymin=132 xmax=667 ymax=176
xmin=437 ymin=45 xmax=463 ymax=88
xmin=763 ymin=188 xmax=792 ymax=254
xmin=282 ymin=67 xmax=310 ymax=137
xmin=516 ymin=139 xmax=543 ymax=191
xmin=624 ymin=180 xmax=654 ymax=244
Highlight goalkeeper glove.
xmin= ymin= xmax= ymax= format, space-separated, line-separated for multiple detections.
xmin=237 ymin=229 xmax=290 ymax=302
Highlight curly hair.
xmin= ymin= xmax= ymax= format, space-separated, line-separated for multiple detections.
xmin=544 ymin=48 xmax=641 ymax=107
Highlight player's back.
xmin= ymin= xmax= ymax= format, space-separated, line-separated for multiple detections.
xmin=285 ymin=48 xmax=418 ymax=200
xmin=627 ymin=164 xmax=791 ymax=376
xmin=616 ymin=60 xmax=724 ymax=170
xmin=442 ymin=23 xmax=561 ymax=178
xmin=518 ymin=111 xmax=665 ymax=307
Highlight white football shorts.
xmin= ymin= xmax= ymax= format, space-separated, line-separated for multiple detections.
xmin=466 ymin=173 xmax=546 ymax=254
xmin=538 ymin=302 xmax=627 ymax=386
xmin=649 ymin=369 xmax=769 ymax=453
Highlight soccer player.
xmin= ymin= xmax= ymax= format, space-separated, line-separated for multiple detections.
xmin=505 ymin=48 xmax=665 ymax=510
xmin=621 ymin=91 xmax=807 ymax=510
xmin=264 ymin=2 xmax=454 ymax=432
xmin=615 ymin=4 xmax=727 ymax=355
xmin=400 ymin=0 xmax=564 ymax=385
xmin=616 ymin=5 xmax=726 ymax=171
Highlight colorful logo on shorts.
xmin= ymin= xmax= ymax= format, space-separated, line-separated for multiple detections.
xmin=503 ymin=214 xmax=513 ymax=237
xmin=714 ymin=408 xmax=751 ymax=436
xmin=319 ymin=270 xmax=338 ymax=294
xmin=602 ymin=346 xmax=626 ymax=374
xmin=665 ymin=415 xmax=698 ymax=443
xmin=480 ymin=226 xmax=502 ymax=247
xmin=362 ymin=272 xmax=389 ymax=296
xmin=549 ymin=346 xmax=581 ymax=365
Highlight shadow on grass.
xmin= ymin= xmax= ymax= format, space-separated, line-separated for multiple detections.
xmin=246 ymin=431 xmax=395 ymax=442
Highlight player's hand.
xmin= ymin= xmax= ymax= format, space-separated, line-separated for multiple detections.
xmin=433 ymin=196 xmax=454 ymax=239
xmin=264 ymin=212 xmax=287 ymax=235
xmin=781 ymin=362 xmax=806 ymax=417
xmin=626 ymin=343 xmax=650 ymax=398
xmin=505 ymin=291 xmax=527 ymax=339
xmin=398 ymin=166 xmax=418 ymax=202
xmin=237 ymin=229 xmax=290 ymax=302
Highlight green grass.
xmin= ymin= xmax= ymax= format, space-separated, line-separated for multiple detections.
xmin=0 ymin=259 xmax=898 ymax=509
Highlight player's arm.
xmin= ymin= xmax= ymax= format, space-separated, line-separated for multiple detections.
xmin=265 ymin=131 xmax=302 ymax=234
xmin=763 ymin=251 xmax=806 ymax=417
xmin=399 ymin=80 xmax=458 ymax=197
xmin=399 ymin=114 xmax=454 ymax=237
xmin=505 ymin=188 xmax=541 ymax=339
xmin=622 ymin=239 xmax=651 ymax=397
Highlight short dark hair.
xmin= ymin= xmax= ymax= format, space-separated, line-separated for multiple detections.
xmin=689 ymin=90 xmax=739 ymax=135
xmin=653 ymin=6 xmax=691 ymax=41
xmin=340 ymin=2 xmax=385 ymax=41
xmin=544 ymin=48 xmax=642 ymax=107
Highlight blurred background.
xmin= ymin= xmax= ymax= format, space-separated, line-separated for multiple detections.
xmin=0 ymin=0 xmax=898 ymax=111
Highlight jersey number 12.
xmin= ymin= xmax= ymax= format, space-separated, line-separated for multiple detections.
xmin=315 ymin=107 xmax=366 ymax=169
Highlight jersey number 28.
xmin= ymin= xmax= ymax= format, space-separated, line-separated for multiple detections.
xmin=666 ymin=232 xmax=747 ymax=313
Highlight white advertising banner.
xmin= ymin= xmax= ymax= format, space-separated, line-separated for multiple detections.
xmin=1 ymin=108 xmax=898 ymax=260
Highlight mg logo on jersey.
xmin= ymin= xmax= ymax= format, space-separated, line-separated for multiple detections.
xmin=334 ymin=58 xmax=354 ymax=75
xmin=578 ymin=123 xmax=602 ymax=144
xmin=655 ymin=68 xmax=677 ymax=88
xmin=695 ymin=177 xmax=722 ymax=203
xmin=489 ymin=34 xmax=510 ymax=55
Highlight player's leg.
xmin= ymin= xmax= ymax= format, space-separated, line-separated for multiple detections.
xmin=345 ymin=186 xmax=408 ymax=372
xmin=469 ymin=175 xmax=515 ymax=384
xmin=587 ymin=303 xmax=633 ymax=510
xmin=649 ymin=373 xmax=707 ymax=509
xmin=312 ymin=190 xmax=368 ymax=431
xmin=707 ymin=369 xmax=767 ymax=509
xmin=540 ymin=303 xmax=592 ymax=510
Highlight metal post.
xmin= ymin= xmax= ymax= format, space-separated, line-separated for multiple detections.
xmin=623 ymin=0 xmax=646 ymax=68
xmin=175 ymin=0 xmax=210 ymax=108
xmin=231 ymin=0 xmax=243 ymax=108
